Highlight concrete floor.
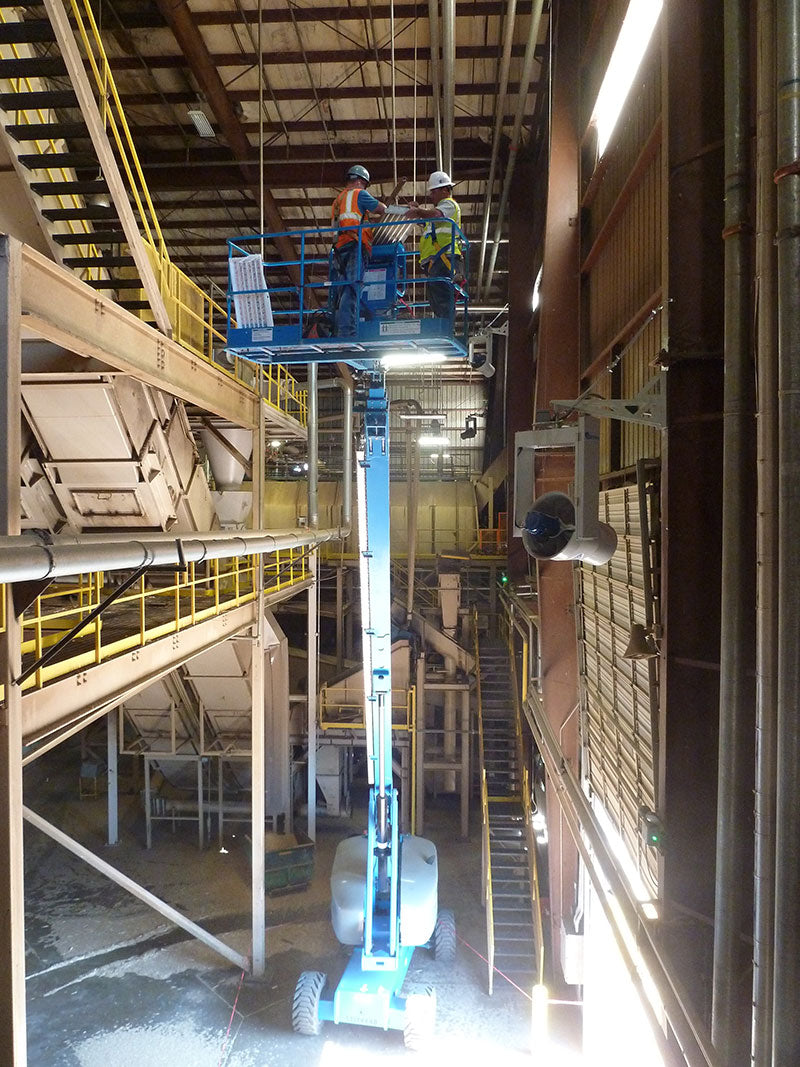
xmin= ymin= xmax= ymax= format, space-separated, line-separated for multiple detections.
xmin=23 ymin=751 xmax=576 ymax=1066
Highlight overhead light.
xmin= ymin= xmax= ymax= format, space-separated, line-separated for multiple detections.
xmin=381 ymin=351 xmax=448 ymax=369
xmin=397 ymin=412 xmax=446 ymax=421
xmin=430 ymin=453 xmax=439 ymax=460
xmin=419 ymin=434 xmax=450 ymax=448
xmin=188 ymin=107 xmax=215 ymax=138
xmin=270 ymin=439 xmax=282 ymax=448
xmin=590 ymin=0 xmax=663 ymax=157
xmin=531 ymin=265 xmax=543 ymax=313
xmin=292 ymin=464 xmax=302 ymax=473
xmin=303 ymin=462 xmax=309 ymax=471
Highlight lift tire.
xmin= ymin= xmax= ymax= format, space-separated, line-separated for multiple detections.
xmin=403 ymin=987 xmax=436 ymax=1051
xmin=433 ymin=908 xmax=457 ymax=963
xmin=292 ymin=970 xmax=326 ymax=1036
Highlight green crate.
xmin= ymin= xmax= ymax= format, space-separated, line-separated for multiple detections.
xmin=265 ymin=831 xmax=314 ymax=895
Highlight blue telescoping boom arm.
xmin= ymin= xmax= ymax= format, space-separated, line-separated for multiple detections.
xmin=356 ymin=374 xmax=402 ymax=965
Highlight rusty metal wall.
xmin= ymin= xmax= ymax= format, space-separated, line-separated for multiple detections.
xmin=582 ymin=22 xmax=663 ymax=474
xmin=580 ymin=483 xmax=659 ymax=897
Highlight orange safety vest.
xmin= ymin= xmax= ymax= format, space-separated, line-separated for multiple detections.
xmin=331 ymin=187 xmax=373 ymax=253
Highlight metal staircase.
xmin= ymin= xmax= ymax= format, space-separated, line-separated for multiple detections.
xmin=477 ymin=633 xmax=543 ymax=994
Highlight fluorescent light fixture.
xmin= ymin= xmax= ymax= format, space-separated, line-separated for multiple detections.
xmin=397 ymin=412 xmax=446 ymax=421
xmin=292 ymin=464 xmax=302 ymax=473
xmin=188 ymin=107 xmax=215 ymax=138
xmin=531 ymin=265 xmax=543 ymax=313
xmin=590 ymin=0 xmax=663 ymax=157
xmin=269 ymin=439 xmax=282 ymax=448
xmin=429 ymin=453 xmax=439 ymax=460
xmin=419 ymin=434 xmax=450 ymax=448
xmin=380 ymin=351 xmax=448 ymax=369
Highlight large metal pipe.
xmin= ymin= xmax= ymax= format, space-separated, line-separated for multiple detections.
xmin=772 ymin=0 xmax=800 ymax=1059
xmin=441 ymin=0 xmax=455 ymax=176
xmin=751 ymin=0 xmax=778 ymax=1060
xmin=475 ymin=0 xmax=518 ymax=292
xmin=0 ymin=526 xmax=341 ymax=584
xmin=428 ymin=0 xmax=443 ymax=170
xmin=307 ymin=362 xmax=319 ymax=530
xmin=711 ymin=1 xmax=755 ymax=1061
xmin=481 ymin=0 xmax=545 ymax=300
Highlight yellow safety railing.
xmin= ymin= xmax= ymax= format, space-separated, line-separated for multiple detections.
xmin=522 ymin=763 xmax=546 ymax=987
xmin=481 ymin=768 xmax=496 ymax=995
xmin=473 ymin=606 xmax=496 ymax=993
xmin=1 ymin=547 xmax=308 ymax=698
xmin=0 ymin=5 xmax=307 ymax=428
xmin=319 ymin=686 xmax=414 ymax=733
xmin=0 ymin=9 xmax=105 ymax=281
xmin=506 ymin=602 xmax=546 ymax=989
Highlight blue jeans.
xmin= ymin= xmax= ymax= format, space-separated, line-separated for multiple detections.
xmin=330 ymin=242 xmax=370 ymax=337
xmin=424 ymin=254 xmax=463 ymax=323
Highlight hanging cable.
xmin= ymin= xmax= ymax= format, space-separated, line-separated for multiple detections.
xmin=412 ymin=12 xmax=418 ymax=314
xmin=390 ymin=0 xmax=398 ymax=188
xmin=258 ymin=0 xmax=264 ymax=257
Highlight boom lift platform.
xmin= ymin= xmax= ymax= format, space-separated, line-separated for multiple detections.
xmin=225 ymin=222 xmax=463 ymax=1048
xmin=226 ymin=217 xmax=469 ymax=368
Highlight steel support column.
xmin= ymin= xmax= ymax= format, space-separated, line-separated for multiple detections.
xmin=772 ymin=0 xmax=800 ymax=1059
xmin=712 ymin=1 xmax=756 ymax=1060
xmin=526 ymin=8 xmax=581 ymax=980
xmin=415 ymin=653 xmax=426 ymax=836
xmin=507 ymin=146 xmax=539 ymax=579
xmin=107 ymin=710 xmax=118 ymax=846
xmin=0 ymin=235 xmax=26 ymax=1066
xmin=251 ymin=400 xmax=266 ymax=976
xmin=661 ymin=0 xmax=725 ymax=1041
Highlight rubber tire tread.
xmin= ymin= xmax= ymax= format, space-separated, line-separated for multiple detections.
xmin=292 ymin=970 xmax=326 ymax=1036
xmin=434 ymin=907 xmax=457 ymax=962
xmin=403 ymin=987 xmax=436 ymax=1052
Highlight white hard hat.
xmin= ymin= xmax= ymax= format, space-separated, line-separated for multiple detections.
xmin=428 ymin=170 xmax=454 ymax=192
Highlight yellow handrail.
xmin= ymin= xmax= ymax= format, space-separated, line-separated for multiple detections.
xmin=508 ymin=608 xmax=546 ymax=988
xmin=0 ymin=5 xmax=307 ymax=426
xmin=0 ymin=10 xmax=105 ymax=281
xmin=0 ymin=548 xmax=309 ymax=700
xmin=473 ymin=606 xmax=496 ymax=994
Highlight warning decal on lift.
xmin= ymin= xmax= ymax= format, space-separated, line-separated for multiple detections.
xmin=379 ymin=320 xmax=422 ymax=336
xmin=251 ymin=328 xmax=274 ymax=342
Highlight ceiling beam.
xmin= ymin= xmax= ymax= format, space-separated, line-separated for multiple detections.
xmin=134 ymin=137 xmax=493 ymax=169
xmin=143 ymin=161 xmax=490 ymax=192
xmin=112 ymin=81 xmax=539 ymax=107
xmin=106 ymin=114 xmax=521 ymax=139
xmin=153 ymin=0 xmax=302 ymax=289
xmin=106 ymin=43 xmax=536 ymax=72
xmin=104 ymin=1 xmax=535 ymax=28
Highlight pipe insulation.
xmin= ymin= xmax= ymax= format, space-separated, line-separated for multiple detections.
xmin=481 ymin=0 xmax=545 ymax=301
xmin=772 ymin=0 xmax=800 ymax=1059
xmin=711 ymin=0 xmax=756 ymax=1060
xmin=751 ymin=0 xmax=778 ymax=1061
xmin=475 ymin=0 xmax=518 ymax=292
xmin=441 ymin=0 xmax=455 ymax=177
xmin=0 ymin=527 xmax=342 ymax=584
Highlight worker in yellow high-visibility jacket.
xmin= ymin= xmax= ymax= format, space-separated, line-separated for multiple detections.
xmin=329 ymin=164 xmax=387 ymax=336
xmin=406 ymin=170 xmax=465 ymax=323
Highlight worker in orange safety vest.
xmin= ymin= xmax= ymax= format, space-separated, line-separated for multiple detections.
xmin=329 ymin=164 xmax=387 ymax=336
